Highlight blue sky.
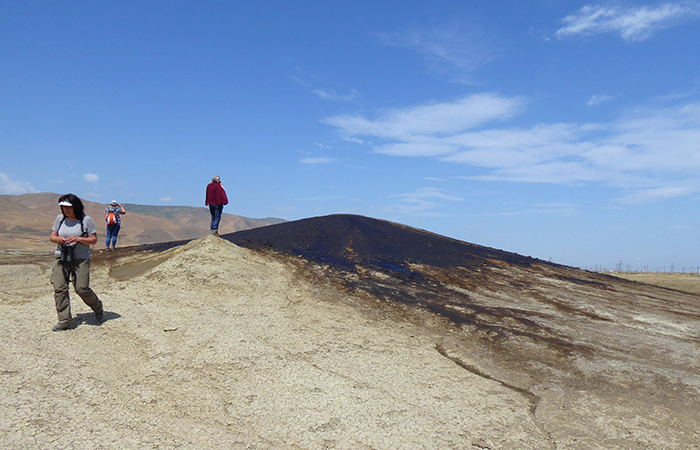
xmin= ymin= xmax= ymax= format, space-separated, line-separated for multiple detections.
xmin=2 ymin=1 xmax=700 ymax=271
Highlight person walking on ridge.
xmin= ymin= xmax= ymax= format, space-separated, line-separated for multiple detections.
xmin=205 ymin=175 xmax=228 ymax=236
xmin=105 ymin=200 xmax=126 ymax=250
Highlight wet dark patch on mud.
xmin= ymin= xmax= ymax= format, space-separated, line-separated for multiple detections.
xmin=224 ymin=215 xmax=604 ymax=356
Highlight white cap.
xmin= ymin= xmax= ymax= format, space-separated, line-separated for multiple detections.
xmin=58 ymin=201 xmax=72 ymax=207
xmin=111 ymin=200 xmax=117 ymax=205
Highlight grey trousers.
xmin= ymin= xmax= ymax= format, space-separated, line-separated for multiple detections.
xmin=51 ymin=258 xmax=102 ymax=324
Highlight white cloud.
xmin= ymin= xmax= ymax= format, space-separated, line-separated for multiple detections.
xmin=388 ymin=187 xmax=463 ymax=202
xmin=476 ymin=203 xmax=580 ymax=217
xmin=342 ymin=136 xmax=365 ymax=145
xmin=588 ymin=94 xmax=614 ymax=106
xmin=301 ymin=157 xmax=334 ymax=164
xmin=323 ymin=93 xmax=700 ymax=190
xmin=295 ymin=195 xmax=345 ymax=201
xmin=618 ymin=186 xmax=699 ymax=204
xmin=557 ymin=3 xmax=700 ymax=41
xmin=656 ymin=88 xmax=700 ymax=101
xmin=84 ymin=173 xmax=100 ymax=183
xmin=86 ymin=192 xmax=102 ymax=200
xmin=292 ymin=66 xmax=359 ymax=103
xmin=378 ymin=24 xmax=497 ymax=80
xmin=0 ymin=173 xmax=37 ymax=195
xmin=323 ymin=93 xmax=525 ymax=141
xmin=313 ymin=89 xmax=358 ymax=102
xmin=466 ymin=161 xmax=618 ymax=185
xmin=385 ymin=188 xmax=463 ymax=215
xmin=160 ymin=197 xmax=173 ymax=203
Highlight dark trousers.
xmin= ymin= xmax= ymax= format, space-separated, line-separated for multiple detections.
xmin=209 ymin=204 xmax=224 ymax=230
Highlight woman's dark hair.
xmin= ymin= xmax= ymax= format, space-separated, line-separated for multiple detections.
xmin=58 ymin=193 xmax=85 ymax=221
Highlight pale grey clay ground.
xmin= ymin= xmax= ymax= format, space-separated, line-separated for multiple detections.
xmin=1 ymin=236 xmax=698 ymax=449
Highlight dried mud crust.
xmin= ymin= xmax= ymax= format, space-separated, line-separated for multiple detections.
xmin=0 ymin=236 xmax=551 ymax=450
xmin=1 ymin=234 xmax=699 ymax=449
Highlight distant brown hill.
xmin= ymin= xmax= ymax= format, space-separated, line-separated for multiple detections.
xmin=0 ymin=193 xmax=284 ymax=252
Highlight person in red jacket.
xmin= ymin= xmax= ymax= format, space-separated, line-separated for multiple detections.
xmin=205 ymin=175 xmax=229 ymax=236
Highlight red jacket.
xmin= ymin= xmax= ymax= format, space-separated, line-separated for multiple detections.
xmin=205 ymin=182 xmax=229 ymax=206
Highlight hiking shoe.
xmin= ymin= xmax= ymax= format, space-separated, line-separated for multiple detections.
xmin=95 ymin=305 xmax=104 ymax=323
xmin=52 ymin=321 xmax=71 ymax=332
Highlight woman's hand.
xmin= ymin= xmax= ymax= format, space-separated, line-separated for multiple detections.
xmin=50 ymin=232 xmax=97 ymax=246
xmin=50 ymin=231 xmax=65 ymax=244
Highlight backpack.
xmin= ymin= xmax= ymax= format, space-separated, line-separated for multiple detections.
xmin=106 ymin=211 xmax=117 ymax=225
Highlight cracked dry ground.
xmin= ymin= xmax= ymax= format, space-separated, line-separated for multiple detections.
xmin=1 ymin=235 xmax=699 ymax=449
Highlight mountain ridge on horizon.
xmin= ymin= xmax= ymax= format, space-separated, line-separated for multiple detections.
xmin=0 ymin=192 xmax=285 ymax=252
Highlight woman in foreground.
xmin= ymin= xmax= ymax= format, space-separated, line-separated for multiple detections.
xmin=49 ymin=193 xmax=104 ymax=331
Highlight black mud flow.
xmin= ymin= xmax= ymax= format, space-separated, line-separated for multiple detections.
xmin=223 ymin=214 xmax=614 ymax=353
xmin=225 ymin=214 xmax=547 ymax=271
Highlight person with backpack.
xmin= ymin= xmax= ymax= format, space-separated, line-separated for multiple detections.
xmin=105 ymin=200 xmax=126 ymax=250
xmin=49 ymin=193 xmax=104 ymax=331
xmin=205 ymin=175 xmax=228 ymax=236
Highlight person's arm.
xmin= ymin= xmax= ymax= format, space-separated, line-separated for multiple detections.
xmin=56 ymin=233 xmax=97 ymax=246
xmin=50 ymin=230 xmax=65 ymax=245
xmin=220 ymin=184 xmax=229 ymax=205
xmin=119 ymin=204 xmax=126 ymax=214
xmin=80 ymin=233 xmax=98 ymax=246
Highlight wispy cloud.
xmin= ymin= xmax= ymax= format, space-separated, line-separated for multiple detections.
xmin=323 ymin=93 xmax=525 ymax=141
xmin=300 ymin=157 xmax=334 ymax=164
xmin=655 ymin=87 xmax=700 ymax=101
xmin=84 ymin=173 xmax=100 ymax=183
xmin=476 ymin=203 xmax=580 ymax=217
xmin=385 ymin=187 xmax=463 ymax=215
xmin=295 ymin=195 xmax=345 ymax=201
xmin=588 ymin=94 xmax=614 ymax=106
xmin=617 ymin=186 xmax=699 ymax=204
xmin=292 ymin=66 xmax=358 ymax=102
xmin=313 ymin=89 xmax=358 ymax=102
xmin=0 ymin=173 xmax=37 ymax=195
xmin=557 ymin=2 xmax=700 ymax=41
xmin=324 ymin=93 xmax=700 ymax=191
xmin=378 ymin=24 xmax=497 ymax=81
xmin=160 ymin=197 xmax=173 ymax=203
